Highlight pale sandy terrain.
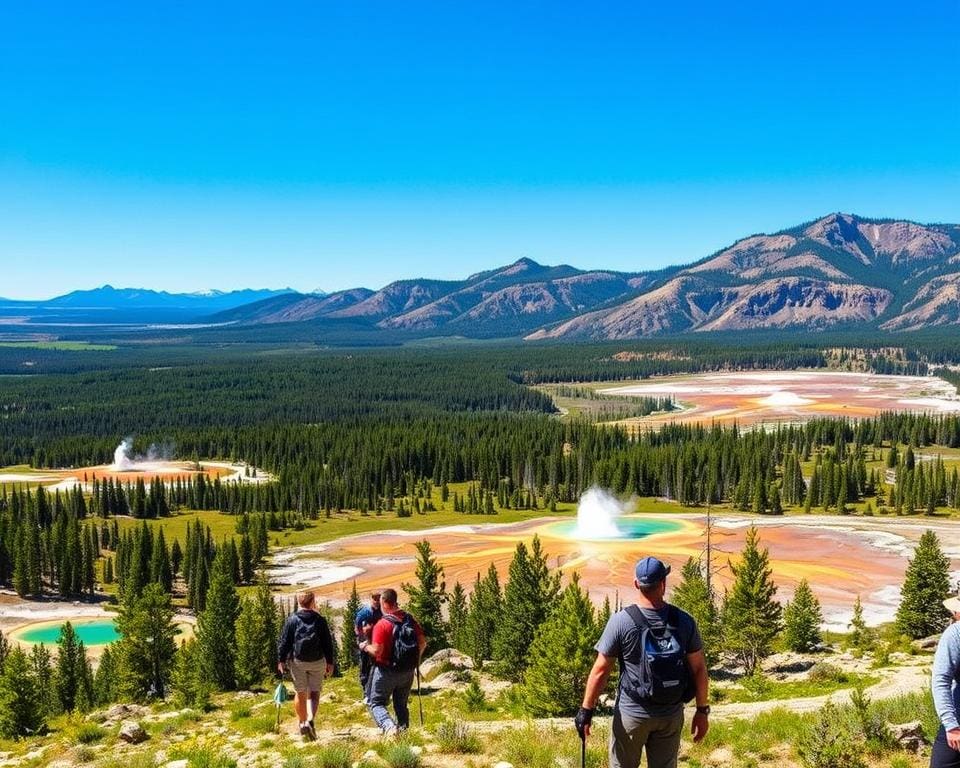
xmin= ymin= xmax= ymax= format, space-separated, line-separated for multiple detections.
xmin=599 ymin=370 xmax=960 ymax=427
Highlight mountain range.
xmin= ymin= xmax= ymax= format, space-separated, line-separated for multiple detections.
xmin=4 ymin=214 xmax=959 ymax=339
xmin=203 ymin=213 xmax=960 ymax=339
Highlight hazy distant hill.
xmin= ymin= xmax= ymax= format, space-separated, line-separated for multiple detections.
xmin=0 ymin=286 xmax=296 ymax=325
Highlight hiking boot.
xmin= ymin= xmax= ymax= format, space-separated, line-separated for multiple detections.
xmin=308 ymin=721 xmax=317 ymax=740
xmin=299 ymin=723 xmax=312 ymax=739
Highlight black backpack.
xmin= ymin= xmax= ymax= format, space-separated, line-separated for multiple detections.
xmin=619 ymin=605 xmax=694 ymax=706
xmin=384 ymin=612 xmax=420 ymax=671
xmin=292 ymin=613 xmax=324 ymax=662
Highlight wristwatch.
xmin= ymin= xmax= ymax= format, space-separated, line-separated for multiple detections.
xmin=696 ymin=705 xmax=711 ymax=716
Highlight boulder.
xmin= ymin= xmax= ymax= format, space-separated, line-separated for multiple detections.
xmin=118 ymin=720 xmax=149 ymax=744
xmin=419 ymin=648 xmax=475 ymax=678
xmin=913 ymin=635 xmax=941 ymax=652
xmin=888 ymin=721 xmax=927 ymax=753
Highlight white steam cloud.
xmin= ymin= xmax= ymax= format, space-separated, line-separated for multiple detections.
xmin=574 ymin=487 xmax=634 ymax=540
xmin=111 ymin=438 xmax=175 ymax=471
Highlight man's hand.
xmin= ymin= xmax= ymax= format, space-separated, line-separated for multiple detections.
xmin=574 ymin=707 xmax=593 ymax=740
xmin=326 ymin=662 xmax=334 ymax=678
xmin=947 ymin=727 xmax=960 ymax=751
xmin=691 ymin=711 xmax=709 ymax=743
xmin=277 ymin=662 xmax=285 ymax=676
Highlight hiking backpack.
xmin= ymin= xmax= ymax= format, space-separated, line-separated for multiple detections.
xmin=292 ymin=614 xmax=325 ymax=662
xmin=619 ymin=605 xmax=695 ymax=706
xmin=384 ymin=612 xmax=420 ymax=671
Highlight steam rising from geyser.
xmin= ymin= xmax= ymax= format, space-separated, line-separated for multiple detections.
xmin=574 ymin=487 xmax=633 ymax=540
xmin=110 ymin=438 xmax=174 ymax=471
xmin=112 ymin=438 xmax=135 ymax=471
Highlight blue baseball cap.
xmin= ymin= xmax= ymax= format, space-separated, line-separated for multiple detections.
xmin=635 ymin=556 xmax=671 ymax=586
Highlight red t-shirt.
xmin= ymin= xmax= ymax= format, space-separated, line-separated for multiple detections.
xmin=370 ymin=610 xmax=424 ymax=666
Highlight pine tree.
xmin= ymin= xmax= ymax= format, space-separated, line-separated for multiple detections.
xmin=234 ymin=596 xmax=262 ymax=690
xmin=55 ymin=622 xmax=85 ymax=713
xmin=170 ymin=638 xmax=211 ymax=709
xmin=150 ymin=528 xmax=173 ymax=593
xmin=252 ymin=573 xmax=281 ymax=674
xmin=30 ymin=643 xmax=57 ymax=719
xmin=447 ymin=581 xmax=468 ymax=652
xmin=466 ymin=565 xmax=501 ymax=667
xmin=402 ymin=540 xmax=448 ymax=653
xmin=721 ymin=527 xmax=782 ymax=674
xmin=671 ymin=557 xmax=720 ymax=665
xmin=493 ymin=536 xmax=560 ymax=680
xmin=115 ymin=582 xmax=179 ymax=699
xmin=848 ymin=595 xmax=872 ymax=650
xmin=523 ymin=575 xmax=597 ymax=716
xmin=0 ymin=648 xmax=44 ymax=738
xmin=197 ymin=549 xmax=239 ymax=690
xmin=170 ymin=538 xmax=183 ymax=578
xmin=94 ymin=645 xmax=118 ymax=705
xmin=0 ymin=631 xmax=7 ymax=668
xmin=783 ymin=579 xmax=823 ymax=652
xmin=896 ymin=529 xmax=951 ymax=638
xmin=340 ymin=582 xmax=362 ymax=671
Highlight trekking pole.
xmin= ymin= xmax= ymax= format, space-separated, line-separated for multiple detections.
xmin=580 ymin=733 xmax=586 ymax=768
xmin=416 ymin=665 xmax=424 ymax=726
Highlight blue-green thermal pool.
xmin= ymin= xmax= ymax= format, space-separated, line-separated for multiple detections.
xmin=549 ymin=516 xmax=684 ymax=541
xmin=16 ymin=619 xmax=120 ymax=646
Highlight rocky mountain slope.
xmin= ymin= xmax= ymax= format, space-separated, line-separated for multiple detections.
xmin=202 ymin=213 xmax=960 ymax=340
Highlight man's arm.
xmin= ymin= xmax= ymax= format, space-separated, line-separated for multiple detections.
xmin=933 ymin=630 xmax=960 ymax=749
xmin=576 ymin=652 xmax=614 ymax=738
xmin=687 ymin=649 xmax=710 ymax=743
xmin=276 ymin=618 xmax=293 ymax=672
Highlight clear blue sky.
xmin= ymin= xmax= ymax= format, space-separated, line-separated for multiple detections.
xmin=1 ymin=2 xmax=958 ymax=299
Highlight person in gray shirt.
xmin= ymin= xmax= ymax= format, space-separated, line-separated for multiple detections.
xmin=575 ymin=556 xmax=710 ymax=768
xmin=931 ymin=596 xmax=960 ymax=767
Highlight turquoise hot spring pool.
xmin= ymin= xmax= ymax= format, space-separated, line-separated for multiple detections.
xmin=16 ymin=619 xmax=120 ymax=646
xmin=548 ymin=516 xmax=683 ymax=541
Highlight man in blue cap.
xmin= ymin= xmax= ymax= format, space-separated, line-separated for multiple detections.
xmin=575 ymin=556 xmax=710 ymax=768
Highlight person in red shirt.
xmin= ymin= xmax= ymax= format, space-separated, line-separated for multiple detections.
xmin=359 ymin=588 xmax=427 ymax=734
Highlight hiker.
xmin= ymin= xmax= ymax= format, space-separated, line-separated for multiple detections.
xmin=931 ymin=595 xmax=960 ymax=766
xmin=359 ymin=587 xmax=427 ymax=735
xmin=355 ymin=590 xmax=383 ymax=702
xmin=277 ymin=590 xmax=335 ymax=740
xmin=575 ymin=556 xmax=710 ymax=768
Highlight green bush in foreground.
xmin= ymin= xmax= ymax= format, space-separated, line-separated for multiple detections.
xmin=435 ymin=720 xmax=482 ymax=754
xmin=798 ymin=700 xmax=866 ymax=768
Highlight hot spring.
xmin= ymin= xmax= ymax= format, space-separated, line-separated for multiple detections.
xmin=14 ymin=618 xmax=120 ymax=647
xmin=549 ymin=487 xmax=684 ymax=541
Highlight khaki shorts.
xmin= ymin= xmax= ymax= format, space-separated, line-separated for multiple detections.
xmin=287 ymin=658 xmax=327 ymax=694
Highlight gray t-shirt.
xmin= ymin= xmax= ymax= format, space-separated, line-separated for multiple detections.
xmin=595 ymin=603 xmax=702 ymax=718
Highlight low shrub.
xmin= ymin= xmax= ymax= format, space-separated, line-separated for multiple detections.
xmin=435 ymin=720 xmax=482 ymax=754
xmin=463 ymin=680 xmax=488 ymax=713
xmin=381 ymin=745 xmax=420 ymax=768
xmin=188 ymin=749 xmax=238 ymax=768
xmin=73 ymin=722 xmax=106 ymax=744
xmin=315 ymin=744 xmax=354 ymax=768
xmin=807 ymin=663 xmax=848 ymax=684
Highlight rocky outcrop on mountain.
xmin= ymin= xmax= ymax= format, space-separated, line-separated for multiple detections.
xmin=881 ymin=273 xmax=960 ymax=331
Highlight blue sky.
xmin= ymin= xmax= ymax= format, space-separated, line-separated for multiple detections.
xmin=1 ymin=2 xmax=958 ymax=299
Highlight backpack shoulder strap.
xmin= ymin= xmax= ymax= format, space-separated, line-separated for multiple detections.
xmin=384 ymin=613 xmax=402 ymax=626
xmin=624 ymin=604 xmax=649 ymax=631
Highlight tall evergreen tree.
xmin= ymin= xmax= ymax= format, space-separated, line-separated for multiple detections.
xmin=171 ymin=638 xmax=211 ymax=709
xmin=0 ymin=648 xmax=43 ymax=738
xmin=115 ymin=582 xmax=179 ymax=699
xmin=30 ymin=644 xmax=57 ymax=719
xmin=523 ymin=575 xmax=597 ymax=716
xmin=896 ymin=529 xmax=951 ymax=638
xmin=448 ymin=581 xmax=468 ymax=652
xmin=671 ymin=557 xmax=720 ymax=665
xmin=848 ymin=595 xmax=872 ymax=650
xmin=233 ymin=596 xmax=262 ymax=690
xmin=782 ymin=579 xmax=823 ymax=652
xmin=493 ymin=536 xmax=560 ymax=680
xmin=402 ymin=540 xmax=448 ymax=653
xmin=466 ymin=565 xmax=502 ymax=667
xmin=93 ymin=645 xmax=118 ymax=705
xmin=55 ymin=622 xmax=85 ymax=713
xmin=340 ymin=582 xmax=362 ymax=671
xmin=721 ymin=526 xmax=782 ymax=674
xmin=196 ymin=549 xmax=239 ymax=690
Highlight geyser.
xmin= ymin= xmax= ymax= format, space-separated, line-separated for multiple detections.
xmin=573 ymin=487 xmax=633 ymax=540
xmin=112 ymin=438 xmax=136 ymax=472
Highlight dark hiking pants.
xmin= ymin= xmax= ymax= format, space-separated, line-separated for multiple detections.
xmin=368 ymin=665 xmax=415 ymax=732
xmin=932 ymin=727 xmax=960 ymax=768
